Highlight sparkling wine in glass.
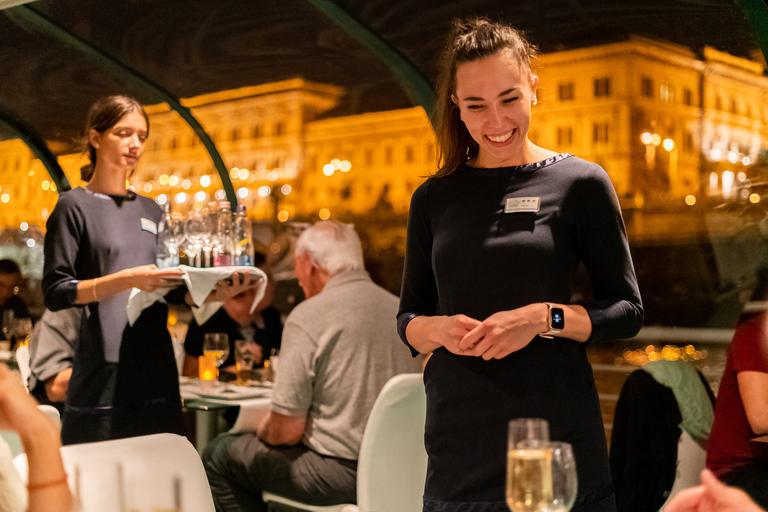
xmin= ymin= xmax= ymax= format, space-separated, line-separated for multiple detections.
xmin=506 ymin=418 xmax=553 ymax=512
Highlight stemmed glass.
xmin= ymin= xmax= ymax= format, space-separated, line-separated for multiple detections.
xmin=548 ymin=442 xmax=578 ymax=512
xmin=11 ymin=318 xmax=32 ymax=348
xmin=1 ymin=310 xmax=13 ymax=346
xmin=203 ymin=333 xmax=229 ymax=389
xmin=506 ymin=419 xmax=578 ymax=512
xmin=186 ymin=211 xmax=206 ymax=267
xmin=506 ymin=418 xmax=552 ymax=512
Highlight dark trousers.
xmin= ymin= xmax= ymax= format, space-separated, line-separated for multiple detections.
xmin=203 ymin=432 xmax=357 ymax=512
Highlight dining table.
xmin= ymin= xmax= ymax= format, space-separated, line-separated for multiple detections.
xmin=179 ymin=376 xmax=272 ymax=452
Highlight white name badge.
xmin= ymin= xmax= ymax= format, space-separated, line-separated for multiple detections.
xmin=504 ymin=197 xmax=541 ymax=213
xmin=140 ymin=218 xmax=158 ymax=234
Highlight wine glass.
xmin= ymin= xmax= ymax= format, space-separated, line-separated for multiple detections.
xmin=234 ymin=339 xmax=255 ymax=386
xmin=549 ymin=442 xmax=578 ymax=512
xmin=11 ymin=318 xmax=32 ymax=348
xmin=507 ymin=418 xmax=552 ymax=512
xmin=203 ymin=333 xmax=229 ymax=389
xmin=186 ymin=210 xmax=206 ymax=267
xmin=1 ymin=310 xmax=13 ymax=348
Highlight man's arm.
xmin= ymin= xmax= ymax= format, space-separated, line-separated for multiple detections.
xmin=44 ymin=368 xmax=71 ymax=402
xmin=258 ymin=410 xmax=306 ymax=446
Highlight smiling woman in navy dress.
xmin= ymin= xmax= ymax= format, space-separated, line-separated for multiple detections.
xmin=397 ymin=18 xmax=643 ymax=512
xmin=43 ymin=95 xmax=256 ymax=444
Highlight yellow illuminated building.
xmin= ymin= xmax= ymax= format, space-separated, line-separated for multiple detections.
xmin=534 ymin=35 xmax=768 ymax=204
xmin=1 ymin=36 xmax=767 ymax=230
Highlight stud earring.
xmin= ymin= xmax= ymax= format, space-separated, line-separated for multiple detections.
xmin=532 ymin=96 xmax=537 ymax=105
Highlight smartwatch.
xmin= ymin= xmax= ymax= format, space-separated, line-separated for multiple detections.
xmin=540 ymin=303 xmax=565 ymax=339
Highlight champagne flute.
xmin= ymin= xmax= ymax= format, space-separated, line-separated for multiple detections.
xmin=203 ymin=333 xmax=229 ymax=389
xmin=549 ymin=442 xmax=578 ymax=512
xmin=507 ymin=418 xmax=552 ymax=512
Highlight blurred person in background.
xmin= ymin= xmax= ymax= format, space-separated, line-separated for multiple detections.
xmin=183 ymin=269 xmax=282 ymax=378
xmin=0 ymin=364 xmax=73 ymax=512
xmin=203 ymin=220 xmax=422 ymax=512
xmin=665 ymin=469 xmax=765 ymax=512
xmin=27 ymin=308 xmax=80 ymax=413
xmin=0 ymin=260 xmax=29 ymax=341
xmin=706 ymin=311 xmax=768 ymax=508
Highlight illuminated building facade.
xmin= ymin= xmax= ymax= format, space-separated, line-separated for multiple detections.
xmin=534 ymin=36 xmax=768 ymax=205
xmin=1 ymin=36 xmax=767 ymax=230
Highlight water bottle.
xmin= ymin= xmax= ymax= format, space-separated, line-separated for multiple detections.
xmin=213 ymin=201 xmax=234 ymax=267
xmin=234 ymin=205 xmax=254 ymax=266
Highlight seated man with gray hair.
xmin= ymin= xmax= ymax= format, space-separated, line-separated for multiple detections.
xmin=203 ymin=220 xmax=421 ymax=512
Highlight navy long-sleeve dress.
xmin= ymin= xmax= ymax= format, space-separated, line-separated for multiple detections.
xmin=397 ymin=154 xmax=643 ymax=512
xmin=43 ymin=187 xmax=185 ymax=444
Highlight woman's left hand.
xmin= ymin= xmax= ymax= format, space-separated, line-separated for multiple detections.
xmin=458 ymin=303 xmax=547 ymax=360
xmin=207 ymin=271 xmax=260 ymax=303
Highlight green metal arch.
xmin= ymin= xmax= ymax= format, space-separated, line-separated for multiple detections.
xmin=7 ymin=4 xmax=237 ymax=208
xmin=0 ymin=110 xmax=70 ymax=193
xmin=305 ymin=0 xmax=436 ymax=125
xmin=732 ymin=0 xmax=768 ymax=63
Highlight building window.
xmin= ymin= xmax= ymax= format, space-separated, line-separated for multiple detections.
xmin=593 ymin=123 xmax=609 ymax=143
xmin=559 ymin=82 xmax=574 ymax=101
xmin=253 ymin=125 xmax=262 ymax=138
xmin=171 ymin=137 xmax=178 ymax=150
xmin=365 ymin=148 xmax=373 ymax=167
xmin=683 ymin=88 xmax=693 ymax=106
xmin=557 ymin=126 xmax=573 ymax=146
xmin=274 ymin=121 xmax=285 ymax=136
xmin=231 ymin=127 xmax=240 ymax=141
xmin=715 ymin=95 xmax=723 ymax=111
xmin=594 ymin=77 xmax=611 ymax=98
xmin=385 ymin=147 xmax=393 ymax=165
xmin=683 ymin=129 xmax=695 ymax=154
xmin=406 ymin=145 xmax=414 ymax=164
xmin=730 ymin=98 xmax=738 ymax=115
xmin=660 ymin=81 xmax=672 ymax=103
xmin=641 ymin=77 xmax=654 ymax=98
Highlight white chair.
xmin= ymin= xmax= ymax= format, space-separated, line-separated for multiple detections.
xmin=662 ymin=430 xmax=707 ymax=509
xmin=0 ymin=404 xmax=61 ymax=458
xmin=15 ymin=344 xmax=30 ymax=391
xmin=14 ymin=433 xmax=215 ymax=512
xmin=261 ymin=372 xmax=427 ymax=512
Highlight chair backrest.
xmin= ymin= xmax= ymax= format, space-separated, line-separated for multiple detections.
xmin=14 ymin=433 xmax=214 ymax=512
xmin=356 ymin=372 xmax=427 ymax=512
xmin=663 ymin=430 xmax=707 ymax=507
xmin=15 ymin=344 xmax=30 ymax=391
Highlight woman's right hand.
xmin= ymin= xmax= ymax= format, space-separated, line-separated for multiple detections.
xmin=405 ymin=314 xmax=481 ymax=355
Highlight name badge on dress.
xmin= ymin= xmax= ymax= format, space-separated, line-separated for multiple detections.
xmin=140 ymin=218 xmax=158 ymax=234
xmin=504 ymin=197 xmax=541 ymax=213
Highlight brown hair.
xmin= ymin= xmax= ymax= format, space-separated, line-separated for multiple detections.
xmin=433 ymin=18 xmax=538 ymax=177
xmin=79 ymin=95 xmax=149 ymax=182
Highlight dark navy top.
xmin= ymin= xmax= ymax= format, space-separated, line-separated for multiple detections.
xmin=43 ymin=187 xmax=184 ymax=444
xmin=397 ymin=154 xmax=643 ymax=512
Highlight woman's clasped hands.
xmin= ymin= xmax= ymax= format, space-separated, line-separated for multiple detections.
xmin=458 ymin=303 xmax=546 ymax=360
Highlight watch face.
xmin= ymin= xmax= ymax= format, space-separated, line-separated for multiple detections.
xmin=551 ymin=308 xmax=565 ymax=330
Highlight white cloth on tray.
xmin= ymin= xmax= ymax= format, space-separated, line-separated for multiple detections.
xmin=127 ymin=265 xmax=267 ymax=326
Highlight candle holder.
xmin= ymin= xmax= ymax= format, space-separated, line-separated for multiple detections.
xmin=199 ymin=354 xmax=218 ymax=391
